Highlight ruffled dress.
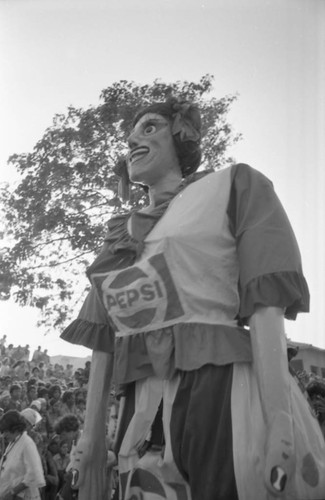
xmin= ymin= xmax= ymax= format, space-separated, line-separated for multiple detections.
xmin=62 ymin=163 xmax=309 ymax=386
xmin=61 ymin=164 xmax=325 ymax=500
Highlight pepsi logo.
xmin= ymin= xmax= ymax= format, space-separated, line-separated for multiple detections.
xmin=92 ymin=253 xmax=185 ymax=334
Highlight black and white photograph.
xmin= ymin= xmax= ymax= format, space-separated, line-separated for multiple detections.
xmin=0 ymin=0 xmax=325 ymax=498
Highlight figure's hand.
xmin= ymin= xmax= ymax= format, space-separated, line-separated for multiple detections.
xmin=69 ymin=433 xmax=105 ymax=489
xmin=69 ymin=433 xmax=115 ymax=500
xmin=264 ymin=411 xmax=295 ymax=496
xmin=68 ymin=434 xmax=89 ymax=488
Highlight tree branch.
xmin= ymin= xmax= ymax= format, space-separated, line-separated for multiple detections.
xmin=26 ymin=248 xmax=99 ymax=270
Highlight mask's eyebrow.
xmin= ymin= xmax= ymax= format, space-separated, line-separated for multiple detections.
xmin=142 ymin=117 xmax=168 ymax=124
xmin=131 ymin=118 xmax=169 ymax=135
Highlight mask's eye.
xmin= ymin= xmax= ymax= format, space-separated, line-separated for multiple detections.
xmin=143 ymin=122 xmax=157 ymax=135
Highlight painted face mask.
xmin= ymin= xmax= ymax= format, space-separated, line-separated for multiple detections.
xmin=127 ymin=113 xmax=180 ymax=187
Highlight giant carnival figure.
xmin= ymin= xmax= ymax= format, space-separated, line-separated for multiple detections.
xmin=61 ymin=98 xmax=325 ymax=499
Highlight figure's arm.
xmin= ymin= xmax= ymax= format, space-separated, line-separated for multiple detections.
xmin=249 ymin=306 xmax=295 ymax=495
xmin=72 ymin=349 xmax=114 ymax=500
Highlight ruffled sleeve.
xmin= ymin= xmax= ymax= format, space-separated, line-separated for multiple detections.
xmin=60 ymin=286 xmax=115 ymax=352
xmin=61 ymin=213 xmax=135 ymax=353
xmin=227 ymin=163 xmax=310 ymax=322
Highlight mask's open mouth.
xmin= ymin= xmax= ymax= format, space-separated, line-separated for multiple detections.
xmin=129 ymin=147 xmax=150 ymax=165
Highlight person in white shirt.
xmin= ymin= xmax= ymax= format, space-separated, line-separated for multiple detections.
xmin=0 ymin=410 xmax=45 ymax=500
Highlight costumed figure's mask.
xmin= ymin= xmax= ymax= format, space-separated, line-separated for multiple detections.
xmin=114 ymin=97 xmax=202 ymax=202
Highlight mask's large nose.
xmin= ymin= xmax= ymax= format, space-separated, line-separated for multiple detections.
xmin=127 ymin=129 xmax=139 ymax=150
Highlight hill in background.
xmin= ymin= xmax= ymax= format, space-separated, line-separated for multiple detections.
xmin=50 ymin=354 xmax=91 ymax=371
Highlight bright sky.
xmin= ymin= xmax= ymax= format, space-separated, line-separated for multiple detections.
xmin=0 ymin=0 xmax=324 ymax=355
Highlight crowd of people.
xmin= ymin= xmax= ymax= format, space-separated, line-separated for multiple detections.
xmin=1 ymin=342 xmax=325 ymax=498
xmin=0 ymin=335 xmax=118 ymax=500
xmin=1 ymin=341 xmax=325 ymax=498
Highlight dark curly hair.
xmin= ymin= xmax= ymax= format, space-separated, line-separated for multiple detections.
xmin=54 ymin=414 xmax=79 ymax=434
xmin=61 ymin=390 xmax=75 ymax=404
xmin=48 ymin=384 xmax=62 ymax=399
xmin=9 ymin=383 xmax=21 ymax=395
xmin=0 ymin=410 xmax=27 ymax=433
xmin=38 ymin=387 xmax=49 ymax=398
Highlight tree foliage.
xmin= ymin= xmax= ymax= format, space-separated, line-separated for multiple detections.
xmin=0 ymin=75 xmax=241 ymax=331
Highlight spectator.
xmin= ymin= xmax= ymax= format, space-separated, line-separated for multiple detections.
xmin=39 ymin=362 xmax=45 ymax=381
xmin=49 ymin=385 xmax=62 ymax=404
xmin=7 ymin=383 xmax=22 ymax=412
xmin=22 ymin=344 xmax=30 ymax=362
xmin=39 ymin=438 xmax=59 ymax=500
xmin=21 ymin=407 xmax=42 ymax=431
xmin=46 ymin=365 xmax=55 ymax=379
xmin=21 ymin=384 xmax=38 ymax=409
xmin=12 ymin=345 xmax=24 ymax=362
xmin=20 ymin=407 xmax=44 ymax=450
xmin=54 ymin=414 xmax=81 ymax=456
xmin=0 ymin=334 xmax=7 ymax=350
xmin=0 ymin=391 xmax=10 ymax=413
xmin=30 ymin=399 xmax=42 ymax=413
xmin=54 ymin=414 xmax=81 ymax=500
xmin=73 ymin=370 xmax=84 ymax=389
xmin=48 ymin=385 xmax=64 ymax=427
xmin=61 ymin=391 xmax=76 ymax=417
xmin=0 ymin=410 xmax=45 ymax=499
xmin=64 ymin=364 xmax=73 ymax=381
xmin=83 ymin=361 xmax=91 ymax=385
xmin=31 ymin=366 xmax=41 ymax=381
xmin=53 ymin=439 xmax=70 ymax=491
xmin=0 ymin=358 xmax=10 ymax=378
xmin=34 ymin=398 xmax=53 ymax=443
xmin=19 ymin=384 xmax=27 ymax=409
xmin=1 ymin=377 xmax=12 ymax=392
xmin=6 ymin=344 xmax=14 ymax=359
xmin=306 ymin=379 xmax=325 ymax=439
xmin=31 ymin=346 xmax=43 ymax=364
xmin=13 ymin=360 xmax=27 ymax=380
xmin=38 ymin=387 xmax=49 ymax=403
xmin=53 ymin=364 xmax=64 ymax=379
xmin=75 ymin=397 xmax=86 ymax=429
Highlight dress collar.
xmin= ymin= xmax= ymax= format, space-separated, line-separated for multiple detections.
xmin=87 ymin=171 xmax=210 ymax=277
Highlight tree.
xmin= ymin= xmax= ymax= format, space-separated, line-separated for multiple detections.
xmin=0 ymin=75 xmax=241 ymax=331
